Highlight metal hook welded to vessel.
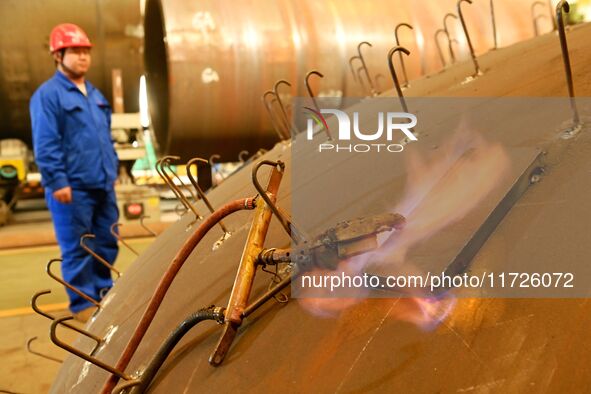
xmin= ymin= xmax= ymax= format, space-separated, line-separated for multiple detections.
xmin=394 ymin=23 xmax=414 ymax=87
xmin=357 ymin=66 xmax=369 ymax=95
xmin=110 ymin=223 xmax=139 ymax=256
xmin=357 ymin=41 xmax=377 ymax=95
xmin=305 ymin=70 xmax=324 ymax=113
xmin=273 ymin=79 xmax=295 ymax=138
xmin=435 ymin=29 xmax=450 ymax=67
xmin=155 ymin=158 xmax=188 ymax=215
xmin=556 ymin=0 xmax=581 ymax=130
xmin=270 ymin=97 xmax=290 ymax=141
xmin=186 ymin=157 xmax=229 ymax=234
xmin=238 ymin=150 xmax=249 ymax=163
xmin=388 ymin=46 xmax=411 ymax=113
xmin=443 ymin=13 xmax=458 ymax=63
xmin=163 ymin=158 xmax=199 ymax=204
xmin=262 ymin=90 xmax=289 ymax=141
xmin=46 ymin=258 xmax=101 ymax=307
xmin=26 ymin=336 xmax=63 ymax=363
xmin=163 ymin=158 xmax=201 ymax=213
xmin=458 ymin=0 xmax=482 ymax=76
xmin=209 ymin=154 xmax=221 ymax=167
xmin=490 ymin=0 xmax=498 ymax=49
xmin=50 ymin=316 xmax=132 ymax=380
xmin=80 ymin=234 xmax=121 ymax=278
xmin=374 ymin=73 xmax=387 ymax=92
xmin=305 ymin=70 xmax=333 ymax=140
xmin=348 ymin=55 xmax=360 ymax=83
xmin=155 ymin=158 xmax=179 ymax=200
xmin=251 ymin=160 xmax=301 ymax=243
xmin=31 ymin=289 xmax=102 ymax=346
xmin=139 ymin=215 xmax=156 ymax=237
xmin=162 ymin=156 xmax=202 ymax=221
xmin=208 ymin=154 xmax=226 ymax=185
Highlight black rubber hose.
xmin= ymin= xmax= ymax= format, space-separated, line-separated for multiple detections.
xmin=128 ymin=306 xmax=225 ymax=394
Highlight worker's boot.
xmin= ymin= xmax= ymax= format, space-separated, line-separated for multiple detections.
xmin=73 ymin=306 xmax=98 ymax=323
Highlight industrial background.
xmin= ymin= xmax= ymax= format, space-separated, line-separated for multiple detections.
xmin=0 ymin=0 xmax=590 ymax=392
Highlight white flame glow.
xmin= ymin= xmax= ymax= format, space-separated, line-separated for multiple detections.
xmin=299 ymin=127 xmax=511 ymax=329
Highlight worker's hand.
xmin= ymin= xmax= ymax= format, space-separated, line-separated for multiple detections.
xmin=53 ymin=186 xmax=72 ymax=204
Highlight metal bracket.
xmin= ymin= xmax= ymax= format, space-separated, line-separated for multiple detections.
xmin=139 ymin=215 xmax=157 ymax=237
xmin=26 ymin=336 xmax=63 ymax=363
xmin=357 ymin=41 xmax=378 ymax=95
xmin=81 ymin=234 xmax=121 ymax=278
xmin=31 ymin=289 xmax=102 ymax=352
xmin=556 ymin=0 xmax=582 ymax=135
xmin=186 ymin=157 xmax=229 ymax=234
xmin=50 ymin=316 xmax=132 ymax=380
xmin=263 ymin=90 xmax=290 ymax=140
xmin=458 ymin=0 xmax=483 ymax=77
xmin=394 ymin=23 xmax=414 ymax=87
xmin=111 ymin=223 xmax=139 ymax=256
xmin=161 ymin=156 xmax=202 ymax=222
xmin=388 ymin=46 xmax=411 ymax=113
xmin=46 ymin=259 xmax=101 ymax=308
xmin=273 ymin=80 xmax=294 ymax=138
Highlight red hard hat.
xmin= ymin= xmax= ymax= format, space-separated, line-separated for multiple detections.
xmin=49 ymin=23 xmax=93 ymax=52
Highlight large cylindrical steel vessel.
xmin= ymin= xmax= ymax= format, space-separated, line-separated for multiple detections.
xmin=50 ymin=19 xmax=591 ymax=392
xmin=0 ymin=0 xmax=143 ymax=147
xmin=144 ymin=0 xmax=541 ymax=160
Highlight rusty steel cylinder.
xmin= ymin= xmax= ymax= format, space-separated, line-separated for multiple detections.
xmin=144 ymin=0 xmax=541 ymax=160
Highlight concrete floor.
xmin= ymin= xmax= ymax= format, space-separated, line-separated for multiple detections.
xmin=0 ymin=237 xmax=154 ymax=393
xmin=1 ymin=313 xmax=78 ymax=394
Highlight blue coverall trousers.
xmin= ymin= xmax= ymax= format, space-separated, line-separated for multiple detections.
xmin=45 ymin=188 xmax=119 ymax=312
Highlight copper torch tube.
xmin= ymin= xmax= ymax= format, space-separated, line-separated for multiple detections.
xmin=226 ymin=166 xmax=283 ymax=324
xmin=102 ymin=197 xmax=256 ymax=394
xmin=207 ymin=163 xmax=284 ymax=367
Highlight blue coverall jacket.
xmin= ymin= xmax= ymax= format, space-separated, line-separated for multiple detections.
xmin=30 ymin=71 xmax=119 ymax=313
xmin=30 ymin=71 xmax=118 ymax=190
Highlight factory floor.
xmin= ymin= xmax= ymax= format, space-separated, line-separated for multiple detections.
xmin=0 ymin=201 xmax=173 ymax=393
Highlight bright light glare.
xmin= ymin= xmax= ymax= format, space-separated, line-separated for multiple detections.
xmin=139 ymin=75 xmax=150 ymax=128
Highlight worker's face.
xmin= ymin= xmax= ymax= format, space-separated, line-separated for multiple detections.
xmin=55 ymin=47 xmax=92 ymax=77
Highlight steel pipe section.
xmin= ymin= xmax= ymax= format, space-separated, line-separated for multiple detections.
xmin=144 ymin=0 xmax=536 ymax=160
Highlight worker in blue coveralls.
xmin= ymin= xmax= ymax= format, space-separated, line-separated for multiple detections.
xmin=30 ymin=23 xmax=119 ymax=322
